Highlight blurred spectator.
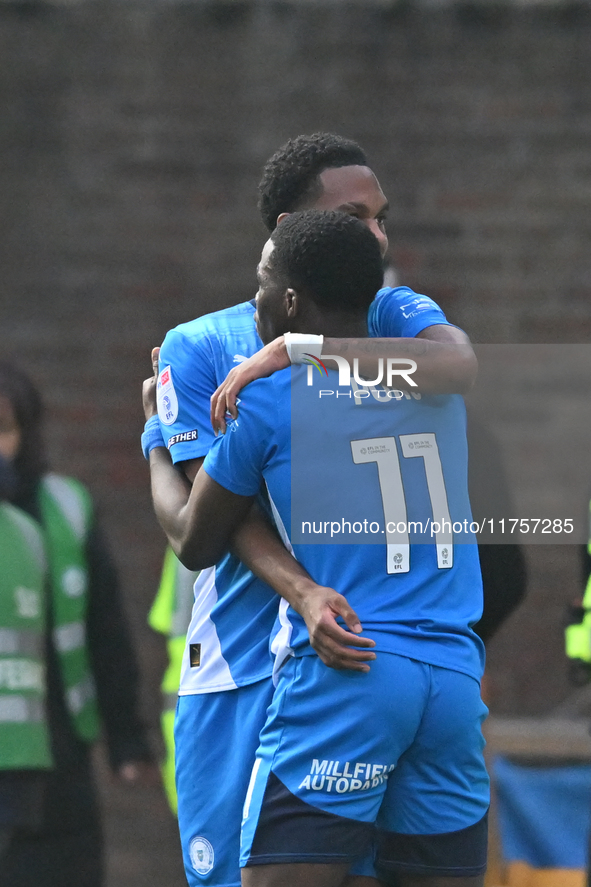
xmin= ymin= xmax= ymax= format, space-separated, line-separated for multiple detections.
xmin=0 ymin=452 xmax=48 ymax=862
xmin=0 ymin=361 xmax=156 ymax=887
xmin=563 ymin=504 xmax=591 ymax=887
xmin=564 ymin=514 xmax=591 ymax=687
xmin=467 ymin=414 xmax=527 ymax=644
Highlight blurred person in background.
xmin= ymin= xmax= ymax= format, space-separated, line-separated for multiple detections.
xmin=565 ymin=507 xmax=591 ymax=686
xmin=0 ymin=360 xmax=156 ymax=887
xmin=0 ymin=451 xmax=48 ymax=866
xmin=564 ymin=501 xmax=591 ymax=887
xmin=466 ymin=415 xmax=527 ymax=647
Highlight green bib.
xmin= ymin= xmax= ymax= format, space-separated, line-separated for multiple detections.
xmin=0 ymin=502 xmax=51 ymax=769
xmin=39 ymin=475 xmax=100 ymax=743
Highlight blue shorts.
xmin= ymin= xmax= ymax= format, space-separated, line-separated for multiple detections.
xmin=175 ymin=679 xmax=274 ymax=887
xmin=241 ymin=653 xmax=489 ymax=878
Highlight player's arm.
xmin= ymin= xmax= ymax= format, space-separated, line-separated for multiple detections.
xmin=147 ymin=444 xmax=252 ymax=567
xmin=211 ymin=283 xmax=475 ymax=431
xmin=322 ymin=326 xmax=475 ymax=393
xmin=211 ymin=330 xmax=475 ymax=434
xmin=363 ymin=285 xmax=477 ymax=389
xmin=229 ymin=503 xmax=376 ymax=671
xmin=142 ymin=353 xmax=253 ymax=565
xmin=146 ymin=446 xmax=376 ymax=672
xmin=143 ymin=365 xmax=376 ymax=671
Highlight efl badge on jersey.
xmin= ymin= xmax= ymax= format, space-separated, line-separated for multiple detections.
xmin=157 ymin=365 xmax=179 ymax=426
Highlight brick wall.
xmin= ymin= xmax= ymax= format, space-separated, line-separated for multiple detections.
xmin=1 ymin=0 xmax=591 ymax=717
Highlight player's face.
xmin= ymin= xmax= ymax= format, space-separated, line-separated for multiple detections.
xmin=310 ymin=165 xmax=389 ymax=258
xmin=254 ymin=240 xmax=288 ymax=345
xmin=0 ymin=396 xmax=21 ymax=462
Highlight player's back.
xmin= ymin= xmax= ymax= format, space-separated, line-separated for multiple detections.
xmin=207 ymin=365 xmax=484 ymax=682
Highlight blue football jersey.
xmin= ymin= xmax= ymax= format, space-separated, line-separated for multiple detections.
xmin=204 ymin=367 xmax=484 ymax=682
xmin=157 ymin=290 xmax=455 ymax=693
xmin=368 ymin=286 xmax=452 ymax=339
xmin=157 ymin=302 xmax=279 ymax=693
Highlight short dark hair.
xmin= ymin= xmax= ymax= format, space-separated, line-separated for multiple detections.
xmin=0 ymin=361 xmax=48 ymax=505
xmin=258 ymin=133 xmax=368 ymax=232
xmin=269 ymin=210 xmax=384 ymax=315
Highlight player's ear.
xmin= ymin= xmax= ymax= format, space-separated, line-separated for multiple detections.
xmin=276 ymin=212 xmax=290 ymax=226
xmin=284 ymin=288 xmax=298 ymax=319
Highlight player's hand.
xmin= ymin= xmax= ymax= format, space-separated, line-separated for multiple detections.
xmin=142 ymin=347 xmax=160 ymax=420
xmin=298 ymin=586 xmax=376 ymax=673
xmin=210 ymin=336 xmax=289 ymax=435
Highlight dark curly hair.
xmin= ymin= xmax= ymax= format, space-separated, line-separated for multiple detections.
xmin=269 ymin=210 xmax=384 ymax=315
xmin=258 ymin=133 xmax=368 ymax=232
xmin=0 ymin=361 xmax=48 ymax=506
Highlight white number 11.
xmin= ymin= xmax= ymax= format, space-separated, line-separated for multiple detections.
xmin=351 ymin=434 xmax=453 ymax=574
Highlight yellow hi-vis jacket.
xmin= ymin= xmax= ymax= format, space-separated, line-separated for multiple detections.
xmin=148 ymin=547 xmax=198 ymax=814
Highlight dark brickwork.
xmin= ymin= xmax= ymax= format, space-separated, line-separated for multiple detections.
xmin=1 ymin=0 xmax=590 ymax=740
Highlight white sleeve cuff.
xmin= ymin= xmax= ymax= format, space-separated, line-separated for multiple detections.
xmin=283 ymin=333 xmax=324 ymax=365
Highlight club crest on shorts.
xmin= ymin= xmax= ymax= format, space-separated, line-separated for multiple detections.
xmin=157 ymin=365 xmax=179 ymax=426
xmin=189 ymin=835 xmax=214 ymax=875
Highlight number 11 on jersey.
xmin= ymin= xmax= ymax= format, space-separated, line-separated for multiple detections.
xmin=351 ymin=434 xmax=453 ymax=575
